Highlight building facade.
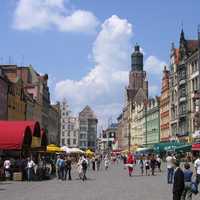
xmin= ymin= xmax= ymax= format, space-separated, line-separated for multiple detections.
xmin=48 ymin=104 xmax=60 ymax=145
xmin=170 ymin=29 xmax=200 ymax=142
xmin=0 ymin=68 xmax=8 ymax=120
xmin=79 ymin=106 xmax=98 ymax=151
xmin=160 ymin=66 xmax=170 ymax=141
xmin=131 ymin=103 xmax=145 ymax=146
xmin=146 ymin=98 xmax=160 ymax=146
xmin=60 ymin=99 xmax=79 ymax=147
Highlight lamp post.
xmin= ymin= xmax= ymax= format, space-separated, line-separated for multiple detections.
xmin=128 ymin=101 xmax=132 ymax=153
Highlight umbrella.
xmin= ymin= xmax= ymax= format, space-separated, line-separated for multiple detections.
xmin=47 ymin=144 xmax=63 ymax=153
xmin=60 ymin=146 xmax=71 ymax=154
xmin=85 ymin=149 xmax=94 ymax=156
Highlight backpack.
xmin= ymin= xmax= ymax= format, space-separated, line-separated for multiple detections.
xmin=82 ymin=160 xmax=87 ymax=169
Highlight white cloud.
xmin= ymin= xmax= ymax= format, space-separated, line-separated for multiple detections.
xmin=13 ymin=0 xmax=99 ymax=33
xmin=144 ymin=55 xmax=166 ymax=75
xmin=54 ymin=15 xmax=166 ymax=127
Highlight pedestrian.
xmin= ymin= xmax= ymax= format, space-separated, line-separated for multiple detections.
xmin=56 ymin=155 xmax=61 ymax=179
xmin=81 ymin=156 xmax=88 ymax=181
xmin=92 ymin=157 xmax=96 ymax=171
xmin=156 ymin=155 xmax=162 ymax=172
xmin=138 ymin=157 xmax=144 ymax=176
xmin=166 ymin=152 xmax=175 ymax=184
xmin=57 ymin=156 xmax=65 ymax=180
xmin=3 ymin=158 xmax=11 ymax=180
xmin=64 ymin=156 xmax=72 ymax=180
xmin=26 ymin=157 xmax=35 ymax=181
xmin=127 ymin=153 xmax=134 ymax=177
xmin=97 ymin=157 xmax=101 ymax=171
xmin=194 ymin=155 xmax=200 ymax=185
xmin=150 ymin=155 xmax=157 ymax=176
xmin=181 ymin=163 xmax=193 ymax=200
xmin=104 ymin=156 xmax=109 ymax=170
xmin=172 ymin=160 xmax=185 ymax=200
xmin=123 ymin=154 xmax=127 ymax=169
xmin=144 ymin=157 xmax=150 ymax=176
xmin=77 ymin=157 xmax=83 ymax=179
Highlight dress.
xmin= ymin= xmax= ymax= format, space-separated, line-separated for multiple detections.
xmin=127 ymin=154 xmax=134 ymax=176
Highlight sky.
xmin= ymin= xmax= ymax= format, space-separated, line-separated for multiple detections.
xmin=0 ymin=0 xmax=200 ymax=128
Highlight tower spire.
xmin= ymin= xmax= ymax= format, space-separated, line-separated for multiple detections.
xmin=131 ymin=44 xmax=143 ymax=71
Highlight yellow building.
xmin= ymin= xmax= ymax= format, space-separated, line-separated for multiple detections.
xmin=7 ymin=78 xmax=26 ymax=120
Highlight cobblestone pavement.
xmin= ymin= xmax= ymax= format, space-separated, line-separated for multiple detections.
xmin=0 ymin=163 xmax=199 ymax=200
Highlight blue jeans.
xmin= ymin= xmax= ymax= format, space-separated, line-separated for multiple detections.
xmin=27 ymin=168 xmax=33 ymax=181
xmin=167 ymin=168 xmax=174 ymax=184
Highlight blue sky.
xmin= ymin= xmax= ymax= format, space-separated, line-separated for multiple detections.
xmin=0 ymin=0 xmax=199 ymax=127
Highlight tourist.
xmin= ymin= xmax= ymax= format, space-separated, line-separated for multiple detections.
xmin=3 ymin=158 xmax=11 ymax=180
xmin=172 ymin=160 xmax=184 ymax=200
xmin=26 ymin=157 xmax=35 ymax=181
xmin=181 ymin=163 xmax=193 ymax=200
xmin=64 ymin=156 xmax=72 ymax=180
xmin=81 ymin=156 xmax=88 ymax=181
xmin=127 ymin=153 xmax=134 ymax=177
xmin=92 ymin=157 xmax=96 ymax=171
xmin=156 ymin=155 xmax=162 ymax=172
xmin=97 ymin=156 xmax=101 ymax=171
xmin=194 ymin=155 xmax=200 ymax=186
xmin=150 ymin=155 xmax=157 ymax=176
xmin=104 ymin=156 xmax=109 ymax=170
xmin=166 ymin=152 xmax=175 ymax=184
xmin=77 ymin=157 xmax=83 ymax=179
xmin=138 ymin=157 xmax=144 ymax=176
xmin=144 ymin=157 xmax=150 ymax=176
xmin=56 ymin=155 xmax=62 ymax=179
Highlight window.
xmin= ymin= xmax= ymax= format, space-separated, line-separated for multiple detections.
xmin=62 ymin=139 xmax=65 ymax=146
xmin=73 ymin=139 xmax=76 ymax=145
xmin=67 ymin=139 xmax=70 ymax=145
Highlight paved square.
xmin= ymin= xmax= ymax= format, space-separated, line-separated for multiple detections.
xmin=0 ymin=163 xmax=199 ymax=200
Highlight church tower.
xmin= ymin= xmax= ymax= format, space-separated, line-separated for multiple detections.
xmin=127 ymin=44 xmax=148 ymax=103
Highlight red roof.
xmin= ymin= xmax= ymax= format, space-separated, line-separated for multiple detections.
xmin=0 ymin=121 xmax=32 ymax=150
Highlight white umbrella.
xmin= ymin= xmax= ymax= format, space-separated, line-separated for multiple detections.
xmin=61 ymin=146 xmax=71 ymax=154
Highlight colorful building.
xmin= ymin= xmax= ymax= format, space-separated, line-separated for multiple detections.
xmin=146 ymin=97 xmax=160 ymax=146
xmin=0 ymin=68 xmax=8 ymax=120
xmin=160 ymin=66 xmax=170 ymax=141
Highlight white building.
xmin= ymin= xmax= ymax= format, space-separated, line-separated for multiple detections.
xmin=60 ymin=99 xmax=79 ymax=147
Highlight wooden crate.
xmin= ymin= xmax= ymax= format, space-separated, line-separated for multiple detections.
xmin=13 ymin=172 xmax=22 ymax=181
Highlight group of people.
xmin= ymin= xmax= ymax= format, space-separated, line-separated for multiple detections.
xmin=0 ymin=156 xmax=52 ymax=181
xmin=166 ymin=153 xmax=200 ymax=200
xmin=123 ymin=153 xmax=162 ymax=177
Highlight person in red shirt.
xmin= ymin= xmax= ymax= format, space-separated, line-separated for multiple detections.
xmin=127 ymin=153 xmax=134 ymax=177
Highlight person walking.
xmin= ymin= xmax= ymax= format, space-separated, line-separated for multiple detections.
xmin=92 ymin=157 xmax=96 ymax=171
xmin=173 ymin=160 xmax=185 ymax=200
xmin=138 ymin=157 xmax=144 ymax=176
xmin=104 ymin=156 xmax=109 ymax=170
xmin=181 ymin=163 xmax=193 ymax=200
xmin=56 ymin=155 xmax=61 ymax=179
xmin=156 ymin=155 xmax=162 ymax=172
xmin=64 ymin=156 xmax=72 ymax=180
xmin=81 ymin=156 xmax=88 ymax=181
xmin=77 ymin=157 xmax=83 ymax=180
xmin=194 ymin=155 xmax=200 ymax=186
xmin=3 ymin=158 xmax=11 ymax=180
xmin=166 ymin=153 xmax=175 ymax=184
xmin=26 ymin=157 xmax=35 ymax=181
xmin=97 ymin=157 xmax=101 ymax=171
xmin=150 ymin=155 xmax=157 ymax=176
xmin=127 ymin=153 xmax=134 ymax=177
xmin=144 ymin=157 xmax=150 ymax=176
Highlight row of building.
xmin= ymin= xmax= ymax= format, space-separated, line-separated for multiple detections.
xmin=0 ymin=65 xmax=99 ymax=151
xmin=0 ymin=65 xmax=60 ymax=145
xmin=115 ymin=28 xmax=200 ymax=150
